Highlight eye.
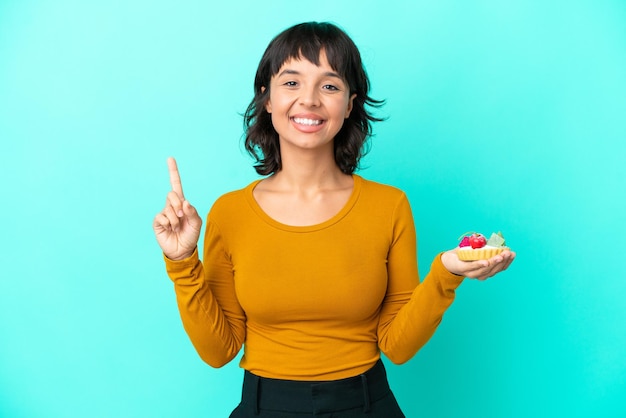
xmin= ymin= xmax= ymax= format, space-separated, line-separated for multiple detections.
xmin=283 ymin=81 xmax=298 ymax=87
xmin=323 ymin=84 xmax=340 ymax=91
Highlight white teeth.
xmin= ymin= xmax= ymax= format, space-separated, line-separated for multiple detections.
xmin=293 ymin=117 xmax=322 ymax=126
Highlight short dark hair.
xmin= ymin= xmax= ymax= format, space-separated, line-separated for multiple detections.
xmin=243 ymin=22 xmax=384 ymax=176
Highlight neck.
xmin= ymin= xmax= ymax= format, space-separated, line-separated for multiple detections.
xmin=270 ymin=146 xmax=350 ymax=192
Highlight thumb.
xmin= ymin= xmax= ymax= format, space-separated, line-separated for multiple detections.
xmin=182 ymin=200 xmax=202 ymax=229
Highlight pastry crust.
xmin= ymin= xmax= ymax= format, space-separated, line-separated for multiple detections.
xmin=457 ymin=246 xmax=509 ymax=261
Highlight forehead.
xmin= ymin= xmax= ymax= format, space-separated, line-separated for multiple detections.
xmin=274 ymin=51 xmax=336 ymax=76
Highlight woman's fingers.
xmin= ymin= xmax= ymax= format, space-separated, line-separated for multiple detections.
xmin=155 ymin=199 xmax=202 ymax=241
xmin=166 ymin=191 xmax=184 ymax=217
xmin=152 ymin=212 xmax=171 ymax=233
xmin=153 ymin=158 xmax=202 ymax=260
xmin=162 ymin=204 xmax=182 ymax=232
xmin=152 ymin=209 xmax=179 ymax=236
xmin=161 ymin=194 xmax=201 ymax=232
xmin=468 ymin=251 xmax=516 ymax=280
xmin=502 ymin=251 xmax=516 ymax=270
xmin=168 ymin=157 xmax=185 ymax=199
xmin=443 ymin=249 xmax=516 ymax=280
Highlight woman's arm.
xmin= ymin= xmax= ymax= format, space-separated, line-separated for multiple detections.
xmin=377 ymin=194 xmax=515 ymax=363
xmin=376 ymin=194 xmax=464 ymax=364
xmin=165 ymin=221 xmax=246 ymax=367
xmin=154 ymin=157 xmax=245 ymax=367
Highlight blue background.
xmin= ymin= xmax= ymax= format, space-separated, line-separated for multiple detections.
xmin=1 ymin=0 xmax=625 ymax=417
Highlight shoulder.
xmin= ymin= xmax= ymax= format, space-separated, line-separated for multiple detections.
xmin=357 ymin=175 xmax=408 ymax=204
xmin=354 ymin=176 xmax=415 ymax=234
xmin=208 ymin=180 xmax=261 ymax=219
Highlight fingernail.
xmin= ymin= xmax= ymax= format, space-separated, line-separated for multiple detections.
xmin=177 ymin=210 xmax=183 ymax=217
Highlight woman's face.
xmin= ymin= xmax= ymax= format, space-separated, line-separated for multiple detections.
xmin=264 ymin=50 xmax=356 ymax=155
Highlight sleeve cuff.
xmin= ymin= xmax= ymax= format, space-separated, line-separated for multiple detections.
xmin=163 ymin=247 xmax=200 ymax=276
xmin=431 ymin=252 xmax=465 ymax=289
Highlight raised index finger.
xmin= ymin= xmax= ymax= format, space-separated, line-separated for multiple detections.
xmin=167 ymin=157 xmax=185 ymax=199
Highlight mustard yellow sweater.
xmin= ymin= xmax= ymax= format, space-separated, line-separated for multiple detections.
xmin=165 ymin=175 xmax=464 ymax=380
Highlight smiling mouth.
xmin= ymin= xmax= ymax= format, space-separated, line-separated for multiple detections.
xmin=292 ymin=117 xmax=324 ymax=126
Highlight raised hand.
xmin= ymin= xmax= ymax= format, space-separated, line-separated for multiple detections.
xmin=153 ymin=157 xmax=203 ymax=260
xmin=441 ymin=249 xmax=516 ymax=281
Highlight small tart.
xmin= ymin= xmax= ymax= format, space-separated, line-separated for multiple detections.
xmin=457 ymin=246 xmax=509 ymax=261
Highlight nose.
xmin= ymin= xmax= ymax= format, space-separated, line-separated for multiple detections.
xmin=299 ymin=85 xmax=320 ymax=107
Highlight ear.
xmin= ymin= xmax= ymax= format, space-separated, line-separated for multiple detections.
xmin=261 ymin=86 xmax=271 ymax=113
xmin=344 ymin=93 xmax=357 ymax=118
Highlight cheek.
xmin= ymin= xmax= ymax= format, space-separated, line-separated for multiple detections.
xmin=332 ymin=99 xmax=352 ymax=119
xmin=266 ymin=92 xmax=292 ymax=114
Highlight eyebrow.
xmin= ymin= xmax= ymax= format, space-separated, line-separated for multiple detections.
xmin=277 ymin=69 xmax=343 ymax=80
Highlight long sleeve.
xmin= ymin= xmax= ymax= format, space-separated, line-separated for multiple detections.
xmin=164 ymin=219 xmax=246 ymax=367
xmin=377 ymin=193 xmax=464 ymax=364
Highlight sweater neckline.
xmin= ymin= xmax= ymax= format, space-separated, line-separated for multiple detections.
xmin=244 ymin=174 xmax=362 ymax=232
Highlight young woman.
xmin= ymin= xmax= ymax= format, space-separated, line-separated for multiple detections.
xmin=153 ymin=22 xmax=515 ymax=417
